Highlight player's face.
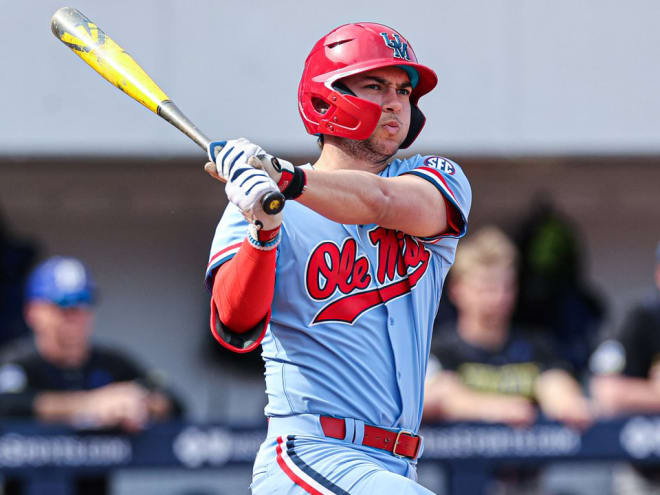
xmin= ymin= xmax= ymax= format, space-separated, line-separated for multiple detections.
xmin=451 ymin=265 xmax=517 ymax=327
xmin=341 ymin=66 xmax=412 ymax=156
xmin=26 ymin=301 xmax=93 ymax=368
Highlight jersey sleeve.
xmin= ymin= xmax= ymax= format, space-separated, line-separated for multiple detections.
xmin=204 ymin=204 xmax=250 ymax=292
xmin=399 ymin=155 xmax=472 ymax=243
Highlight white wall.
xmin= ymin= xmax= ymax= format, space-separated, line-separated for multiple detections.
xmin=3 ymin=0 xmax=659 ymax=156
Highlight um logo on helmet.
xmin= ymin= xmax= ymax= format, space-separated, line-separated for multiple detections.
xmin=380 ymin=32 xmax=410 ymax=60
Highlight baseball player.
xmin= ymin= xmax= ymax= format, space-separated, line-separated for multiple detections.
xmin=204 ymin=23 xmax=471 ymax=494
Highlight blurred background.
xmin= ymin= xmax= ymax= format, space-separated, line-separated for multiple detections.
xmin=1 ymin=1 xmax=659 ymax=494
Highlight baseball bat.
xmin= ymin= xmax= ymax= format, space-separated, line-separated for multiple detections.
xmin=50 ymin=6 xmax=285 ymax=215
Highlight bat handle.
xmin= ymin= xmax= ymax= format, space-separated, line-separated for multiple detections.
xmin=205 ymin=138 xmax=286 ymax=216
xmin=260 ymin=191 xmax=286 ymax=215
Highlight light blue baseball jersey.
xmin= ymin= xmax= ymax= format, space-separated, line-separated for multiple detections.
xmin=205 ymin=154 xmax=471 ymax=434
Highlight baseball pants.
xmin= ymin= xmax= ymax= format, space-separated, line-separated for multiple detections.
xmin=250 ymin=414 xmax=435 ymax=495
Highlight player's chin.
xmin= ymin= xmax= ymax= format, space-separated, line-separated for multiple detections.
xmin=373 ymin=136 xmax=404 ymax=156
xmin=371 ymin=134 xmax=405 ymax=155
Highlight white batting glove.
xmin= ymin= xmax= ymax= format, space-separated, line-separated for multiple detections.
xmin=250 ymin=154 xmax=307 ymax=200
xmin=207 ymin=138 xmax=264 ymax=180
xmin=225 ymin=166 xmax=283 ymax=249
xmin=245 ymin=200 xmax=284 ymax=250
xmin=226 ymin=166 xmax=278 ymax=212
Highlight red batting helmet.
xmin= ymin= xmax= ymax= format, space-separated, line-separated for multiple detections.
xmin=298 ymin=23 xmax=437 ymax=149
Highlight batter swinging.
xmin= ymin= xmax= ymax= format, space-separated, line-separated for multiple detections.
xmin=204 ymin=23 xmax=471 ymax=494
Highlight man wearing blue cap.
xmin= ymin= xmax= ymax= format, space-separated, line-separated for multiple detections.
xmin=0 ymin=256 xmax=182 ymax=430
xmin=0 ymin=256 xmax=183 ymax=494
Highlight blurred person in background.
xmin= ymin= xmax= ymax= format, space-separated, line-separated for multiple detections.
xmin=0 ymin=205 xmax=38 ymax=351
xmin=514 ymin=201 xmax=605 ymax=376
xmin=423 ymin=227 xmax=593 ymax=494
xmin=590 ymin=241 xmax=660 ymax=494
xmin=0 ymin=256 xmax=184 ymax=495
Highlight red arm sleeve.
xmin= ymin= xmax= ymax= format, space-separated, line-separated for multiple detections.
xmin=211 ymin=238 xmax=276 ymax=334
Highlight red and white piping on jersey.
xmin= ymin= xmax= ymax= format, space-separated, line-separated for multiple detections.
xmin=413 ymin=166 xmax=459 ymax=204
xmin=206 ymin=242 xmax=242 ymax=272
xmin=275 ymin=436 xmax=335 ymax=495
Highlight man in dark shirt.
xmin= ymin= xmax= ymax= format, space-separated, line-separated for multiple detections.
xmin=423 ymin=227 xmax=593 ymax=494
xmin=590 ymin=242 xmax=660 ymax=411
xmin=590 ymin=241 xmax=660 ymax=493
xmin=423 ymin=227 xmax=592 ymax=428
xmin=0 ymin=256 xmax=183 ymax=494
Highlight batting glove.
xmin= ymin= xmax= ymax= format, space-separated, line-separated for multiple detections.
xmin=251 ymin=154 xmax=307 ymax=200
xmin=207 ymin=138 xmax=265 ymax=180
xmin=225 ymin=166 xmax=283 ymax=250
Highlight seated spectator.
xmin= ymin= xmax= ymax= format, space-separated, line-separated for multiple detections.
xmin=590 ymin=241 xmax=660 ymax=493
xmin=0 ymin=256 xmax=184 ymax=494
xmin=423 ymin=226 xmax=592 ymax=429
xmin=590 ymin=241 xmax=660 ymax=414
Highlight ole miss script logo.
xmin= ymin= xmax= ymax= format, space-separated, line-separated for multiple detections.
xmin=305 ymin=227 xmax=430 ymax=325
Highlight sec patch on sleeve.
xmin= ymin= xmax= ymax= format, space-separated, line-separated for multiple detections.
xmin=424 ymin=156 xmax=455 ymax=175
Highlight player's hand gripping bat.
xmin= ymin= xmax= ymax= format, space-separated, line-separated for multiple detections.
xmin=50 ymin=7 xmax=285 ymax=215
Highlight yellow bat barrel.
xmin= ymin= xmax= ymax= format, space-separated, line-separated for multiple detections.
xmin=50 ymin=7 xmax=284 ymax=213
xmin=51 ymin=7 xmax=168 ymax=115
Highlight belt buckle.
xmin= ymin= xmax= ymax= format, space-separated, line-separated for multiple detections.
xmin=392 ymin=429 xmax=419 ymax=459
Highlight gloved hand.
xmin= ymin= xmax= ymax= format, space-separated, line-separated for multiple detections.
xmin=206 ymin=138 xmax=305 ymax=201
xmin=207 ymin=138 xmax=264 ymax=181
xmin=251 ymin=153 xmax=307 ymax=200
xmin=244 ymin=198 xmax=283 ymax=250
xmin=224 ymin=164 xmax=283 ymax=249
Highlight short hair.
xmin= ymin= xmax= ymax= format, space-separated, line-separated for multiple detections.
xmin=451 ymin=226 xmax=518 ymax=282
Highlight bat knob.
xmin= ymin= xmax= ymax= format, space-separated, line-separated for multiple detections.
xmin=261 ymin=192 xmax=285 ymax=215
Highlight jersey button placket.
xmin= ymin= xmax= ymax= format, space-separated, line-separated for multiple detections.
xmin=388 ymin=316 xmax=402 ymax=383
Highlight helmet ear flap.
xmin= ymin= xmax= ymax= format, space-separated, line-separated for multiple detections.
xmin=400 ymin=104 xmax=425 ymax=149
xmin=317 ymin=92 xmax=381 ymax=140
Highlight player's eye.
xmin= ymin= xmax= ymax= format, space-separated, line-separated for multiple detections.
xmin=397 ymin=88 xmax=411 ymax=96
xmin=364 ymin=83 xmax=381 ymax=90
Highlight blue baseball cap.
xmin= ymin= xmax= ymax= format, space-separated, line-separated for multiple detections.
xmin=25 ymin=256 xmax=96 ymax=307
